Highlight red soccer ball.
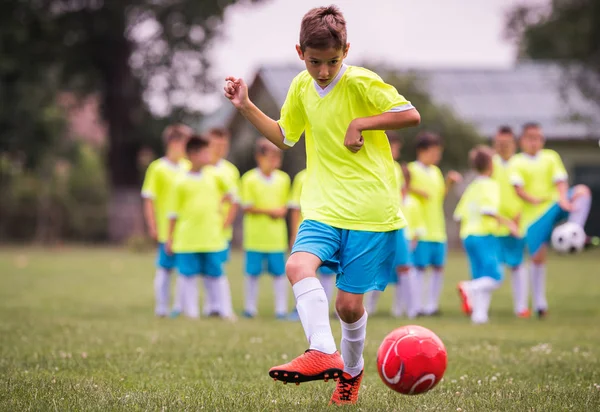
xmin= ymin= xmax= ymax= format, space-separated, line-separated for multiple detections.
xmin=376 ymin=325 xmax=447 ymax=395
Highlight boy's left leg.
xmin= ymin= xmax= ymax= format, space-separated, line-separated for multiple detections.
xmin=268 ymin=252 xmax=288 ymax=319
xmin=330 ymin=228 xmax=396 ymax=405
xmin=202 ymin=252 xmax=235 ymax=320
xmin=567 ymin=185 xmax=592 ymax=229
xmin=425 ymin=242 xmax=447 ymax=316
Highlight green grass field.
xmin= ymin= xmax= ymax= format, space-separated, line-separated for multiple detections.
xmin=1 ymin=247 xmax=599 ymax=411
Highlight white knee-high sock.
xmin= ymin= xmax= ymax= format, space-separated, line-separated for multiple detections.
xmin=469 ymin=277 xmax=500 ymax=324
xmin=154 ymin=268 xmax=170 ymax=316
xmin=365 ymin=290 xmax=381 ymax=314
xmin=293 ymin=277 xmax=336 ymax=354
xmin=244 ymin=276 xmax=259 ymax=315
xmin=218 ymin=276 xmax=234 ymax=317
xmin=391 ymin=284 xmax=404 ymax=317
xmin=319 ymin=275 xmax=336 ymax=303
xmin=510 ymin=266 xmax=528 ymax=314
xmin=531 ymin=263 xmax=547 ymax=311
xmin=273 ymin=276 xmax=288 ymax=316
xmin=414 ymin=268 xmax=425 ymax=313
xmin=425 ymin=268 xmax=444 ymax=314
xmin=568 ymin=192 xmax=592 ymax=227
xmin=182 ymin=276 xmax=199 ymax=318
xmin=340 ymin=311 xmax=368 ymax=377
xmin=202 ymin=276 xmax=220 ymax=315
xmin=172 ymin=274 xmax=184 ymax=312
xmin=404 ymin=268 xmax=419 ymax=319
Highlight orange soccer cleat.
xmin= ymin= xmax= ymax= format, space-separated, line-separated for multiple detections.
xmin=269 ymin=349 xmax=343 ymax=385
xmin=329 ymin=370 xmax=363 ymax=405
xmin=516 ymin=309 xmax=531 ymax=319
xmin=457 ymin=282 xmax=472 ymax=316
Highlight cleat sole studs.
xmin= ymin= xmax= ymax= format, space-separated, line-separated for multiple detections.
xmin=283 ymin=381 xmax=287 ymax=385
xmin=274 ymin=372 xmax=278 ymax=377
xmin=283 ymin=373 xmax=288 ymax=378
xmin=295 ymin=382 xmax=300 ymax=386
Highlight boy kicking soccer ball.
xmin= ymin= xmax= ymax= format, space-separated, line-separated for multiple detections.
xmin=455 ymin=146 xmax=519 ymax=324
xmin=224 ymin=5 xmax=420 ymax=405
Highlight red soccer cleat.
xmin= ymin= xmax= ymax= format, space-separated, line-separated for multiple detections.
xmin=329 ymin=370 xmax=363 ymax=405
xmin=269 ymin=350 xmax=343 ymax=385
xmin=457 ymin=282 xmax=472 ymax=316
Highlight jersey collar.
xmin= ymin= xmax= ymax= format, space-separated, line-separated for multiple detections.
xmin=160 ymin=157 xmax=182 ymax=170
xmin=313 ymin=64 xmax=348 ymax=98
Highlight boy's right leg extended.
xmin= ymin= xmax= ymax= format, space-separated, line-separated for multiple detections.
xmin=269 ymin=221 xmax=343 ymax=384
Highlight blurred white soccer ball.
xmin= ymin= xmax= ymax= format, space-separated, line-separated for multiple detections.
xmin=551 ymin=222 xmax=586 ymax=254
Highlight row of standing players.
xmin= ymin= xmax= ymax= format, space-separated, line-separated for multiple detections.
xmin=141 ymin=123 xmax=593 ymax=324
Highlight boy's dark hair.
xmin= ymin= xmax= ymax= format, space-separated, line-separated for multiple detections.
xmin=521 ymin=122 xmax=541 ymax=135
xmin=163 ymin=124 xmax=193 ymax=144
xmin=299 ymin=5 xmax=347 ymax=51
xmin=497 ymin=125 xmax=514 ymax=135
xmin=386 ymin=130 xmax=403 ymax=145
xmin=207 ymin=127 xmax=231 ymax=140
xmin=186 ymin=135 xmax=210 ymax=153
xmin=469 ymin=145 xmax=494 ymax=173
xmin=415 ymin=132 xmax=442 ymax=152
xmin=255 ymin=137 xmax=281 ymax=156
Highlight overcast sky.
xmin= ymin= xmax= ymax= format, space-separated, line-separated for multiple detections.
xmin=157 ymin=0 xmax=549 ymax=113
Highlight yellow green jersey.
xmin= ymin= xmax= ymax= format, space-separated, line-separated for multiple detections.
xmin=407 ymin=162 xmax=447 ymax=242
xmin=241 ymin=168 xmax=290 ymax=252
xmin=509 ymin=149 xmax=568 ymax=228
xmin=394 ymin=161 xmax=404 ymax=203
xmin=214 ymin=159 xmax=240 ymax=241
xmin=289 ymin=169 xmax=307 ymax=232
xmin=403 ymin=195 xmax=425 ymax=240
xmin=491 ymin=154 xmax=523 ymax=236
xmin=453 ymin=177 xmax=500 ymax=239
xmin=141 ymin=157 xmax=190 ymax=243
xmin=277 ymin=64 xmax=413 ymax=232
xmin=168 ymin=167 xmax=234 ymax=253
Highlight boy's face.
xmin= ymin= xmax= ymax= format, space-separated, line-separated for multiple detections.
xmin=418 ymin=145 xmax=442 ymax=166
xmin=256 ymin=150 xmax=282 ymax=174
xmin=209 ymin=136 xmax=230 ymax=163
xmin=187 ymin=147 xmax=212 ymax=168
xmin=390 ymin=141 xmax=402 ymax=160
xmin=520 ymin=126 xmax=544 ymax=155
xmin=494 ymin=132 xmax=516 ymax=159
xmin=296 ymin=44 xmax=349 ymax=88
xmin=168 ymin=138 xmax=187 ymax=160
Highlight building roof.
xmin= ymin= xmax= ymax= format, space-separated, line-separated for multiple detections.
xmin=203 ymin=63 xmax=600 ymax=140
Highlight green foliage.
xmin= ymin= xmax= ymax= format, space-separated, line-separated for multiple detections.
xmin=380 ymin=71 xmax=483 ymax=170
xmin=506 ymin=0 xmax=600 ymax=109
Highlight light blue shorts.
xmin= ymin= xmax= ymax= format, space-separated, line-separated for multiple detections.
xmin=463 ymin=235 xmax=503 ymax=281
xmin=156 ymin=243 xmax=176 ymax=271
xmin=292 ymin=220 xmax=397 ymax=294
xmin=176 ymin=252 xmax=223 ymax=277
xmin=245 ymin=251 xmax=286 ymax=276
xmin=413 ymin=241 xmax=447 ymax=268
xmin=497 ymin=235 xmax=525 ymax=268
xmin=526 ymin=188 xmax=573 ymax=255
xmin=217 ymin=242 xmax=232 ymax=263
xmin=389 ymin=228 xmax=411 ymax=284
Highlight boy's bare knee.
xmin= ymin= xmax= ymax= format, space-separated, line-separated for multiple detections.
xmin=285 ymin=252 xmax=320 ymax=284
xmin=335 ymin=299 xmax=364 ymax=323
xmin=574 ymin=184 xmax=591 ymax=198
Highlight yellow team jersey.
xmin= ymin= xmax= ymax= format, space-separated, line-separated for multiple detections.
xmin=394 ymin=161 xmax=404 ymax=203
xmin=407 ymin=162 xmax=447 ymax=242
xmin=403 ymin=195 xmax=425 ymax=240
xmin=453 ymin=177 xmax=500 ymax=239
xmin=169 ymin=167 xmax=233 ymax=253
xmin=509 ymin=149 xmax=568 ymax=228
xmin=289 ymin=169 xmax=307 ymax=232
xmin=278 ymin=64 xmax=413 ymax=232
xmin=491 ymin=154 xmax=523 ymax=236
xmin=241 ymin=168 xmax=290 ymax=252
xmin=141 ymin=157 xmax=190 ymax=243
xmin=214 ymin=159 xmax=240 ymax=241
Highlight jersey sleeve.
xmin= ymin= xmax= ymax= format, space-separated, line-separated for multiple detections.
xmin=356 ymin=69 xmax=414 ymax=114
xmin=509 ymin=157 xmax=525 ymax=187
xmin=141 ymin=162 xmax=158 ymax=199
xmin=549 ymin=150 xmax=568 ymax=183
xmin=453 ymin=189 xmax=467 ymax=222
xmin=167 ymin=179 xmax=184 ymax=219
xmin=480 ymin=182 xmax=500 ymax=216
xmin=277 ymin=75 xmax=306 ymax=148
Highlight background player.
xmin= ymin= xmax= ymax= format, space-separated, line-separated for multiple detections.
xmin=141 ymin=124 xmax=192 ymax=317
xmin=408 ymin=132 xmax=462 ymax=316
xmin=240 ymin=138 xmax=290 ymax=319
xmin=491 ymin=126 xmax=528 ymax=317
xmin=455 ymin=146 xmax=519 ymax=324
xmin=510 ymin=123 xmax=592 ymax=318
xmin=225 ymin=5 xmax=420 ymax=405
